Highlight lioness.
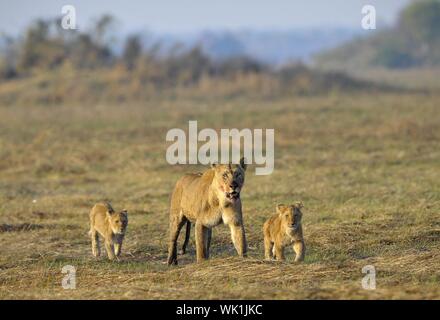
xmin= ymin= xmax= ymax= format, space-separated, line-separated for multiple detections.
xmin=167 ymin=158 xmax=247 ymax=265
xmin=89 ymin=202 xmax=128 ymax=260
xmin=263 ymin=202 xmax=305 ymax=262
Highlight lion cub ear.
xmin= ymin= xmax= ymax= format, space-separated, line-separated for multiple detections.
xmin=276 ymin=204 xmax=286 ymax=214
xmin=210 ymin=163 xmax=218 ymax=169
xmin=239 ymin=157 xmax=247 ymax=171
xmin=106 ymin=210 xmax=115 ymax=217
xmin=293 ymin=201 xmax=304 ymax=209
xmin=105 ymin=202 xmax=115 ymax=215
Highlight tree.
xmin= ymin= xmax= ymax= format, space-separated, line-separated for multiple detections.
xmin=315 ymin=0 xmax=440 ymax=69
xmin=0 ymin=33 xmax=17 ymax=79
xmin=17 ymin=19 xmax=66 ymax=72
xmin=92 ymin=15 xmax=116 ymax=48
xmin=122 ymin=35 xmax=142 ymax=70
xmin=17 ymin=19 xmax=50 ymax=70
xmin=398 ymin=0 xmax=440 ymax=65
xmin=68 ymin=33 xmax=111 ymax=69
xmin=399 ymin=0 xmax=440 ymax=44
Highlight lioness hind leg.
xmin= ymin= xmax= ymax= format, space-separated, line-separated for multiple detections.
xmin=91 ymin=230 xmax=100 ymax=257
xmin=179 ymin=221 xmax=191 ymax=255
xmin=204 ymin=228 xmax=212 ymax=258
xmin=207 ymin=228 xmax=212 ymax=255
xmin=167 ymin=215 xmax=186 ymax=265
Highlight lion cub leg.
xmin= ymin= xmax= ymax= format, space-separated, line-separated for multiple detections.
xmin=104 ymin=237 xmax=116 ymax=260
xmin=264 ymin=237 xmax=273 ymax=260
xmin=114 ymin=235 xmax=124 ymax=257
xmin=114 ymin=243 xmax=121 ymax=257
xmin=274 ymin=243 xmax=286 ymax=261
xmin=293 ymin=240 xmax=305 ymax=262
xmin=90 ymin=230 xmax=100 ymax=257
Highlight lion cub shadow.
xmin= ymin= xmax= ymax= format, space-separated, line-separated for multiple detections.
xmin=89 ymin=244 xmax=166 ymax=265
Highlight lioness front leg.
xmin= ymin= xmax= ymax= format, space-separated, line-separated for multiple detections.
xmin=229 ymin=223 xmax=247 ymax=257
xmin=293 ymin=240 xmax=305 ymax=262
xmin=195 ymin=221 xmax=207 ymax=263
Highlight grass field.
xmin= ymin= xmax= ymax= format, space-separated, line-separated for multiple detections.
xmin=0 ymin=92 xmax=439 ymax=299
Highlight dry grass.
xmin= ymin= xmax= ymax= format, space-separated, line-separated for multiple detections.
xmin=349 ymin=67 xmax=440 ymax=91
xmin=0 ymin=92 xmax=439 ymax=299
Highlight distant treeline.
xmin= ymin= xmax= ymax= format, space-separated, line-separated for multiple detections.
xmin=0 ymin=15 xmax=395 ymax=104
xmin=0 ymin=15 xmax=268 ymax=82
xmin=316 ymin=0 xmax=440 ymax=70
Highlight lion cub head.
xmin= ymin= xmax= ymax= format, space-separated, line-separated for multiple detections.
xmin=106 ymin=204 xmax=128 ymax=235
xmin=211 ymin=157 xmax=247 ymax=204
xmin=276 ymin=202 xmax=303 ymax=238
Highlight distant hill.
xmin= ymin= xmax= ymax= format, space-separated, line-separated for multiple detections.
xmin=198 ymin=29 xmax=362 ymax=65
xmin=315 ymin=0 xmax=440 ymax=70
xmin=134 ymin=28 xmax=362 ymax=66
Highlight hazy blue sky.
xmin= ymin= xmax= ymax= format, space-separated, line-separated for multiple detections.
xmin=0 ymin=0 xmax=411 ymax=34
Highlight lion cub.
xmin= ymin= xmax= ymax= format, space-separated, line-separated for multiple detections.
xmin=89 ymin=202 xmax=128 ymax=260
xmin=263 ymin=202 xmax=305 ymax=262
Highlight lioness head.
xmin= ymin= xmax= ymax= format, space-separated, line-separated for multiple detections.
xmin=106 ymin=206 xmax=128 ymax=235
xmin=211 ymin=157 xmax=247 ymax=203
xmin=276 ymin=202 xmax=303 ymax=237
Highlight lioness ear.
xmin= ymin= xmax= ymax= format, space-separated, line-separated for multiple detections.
xmin=121 ymin=209 xmax=128 ymax=217
xmin=239 ymin=157 xmax=247 ymax=171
